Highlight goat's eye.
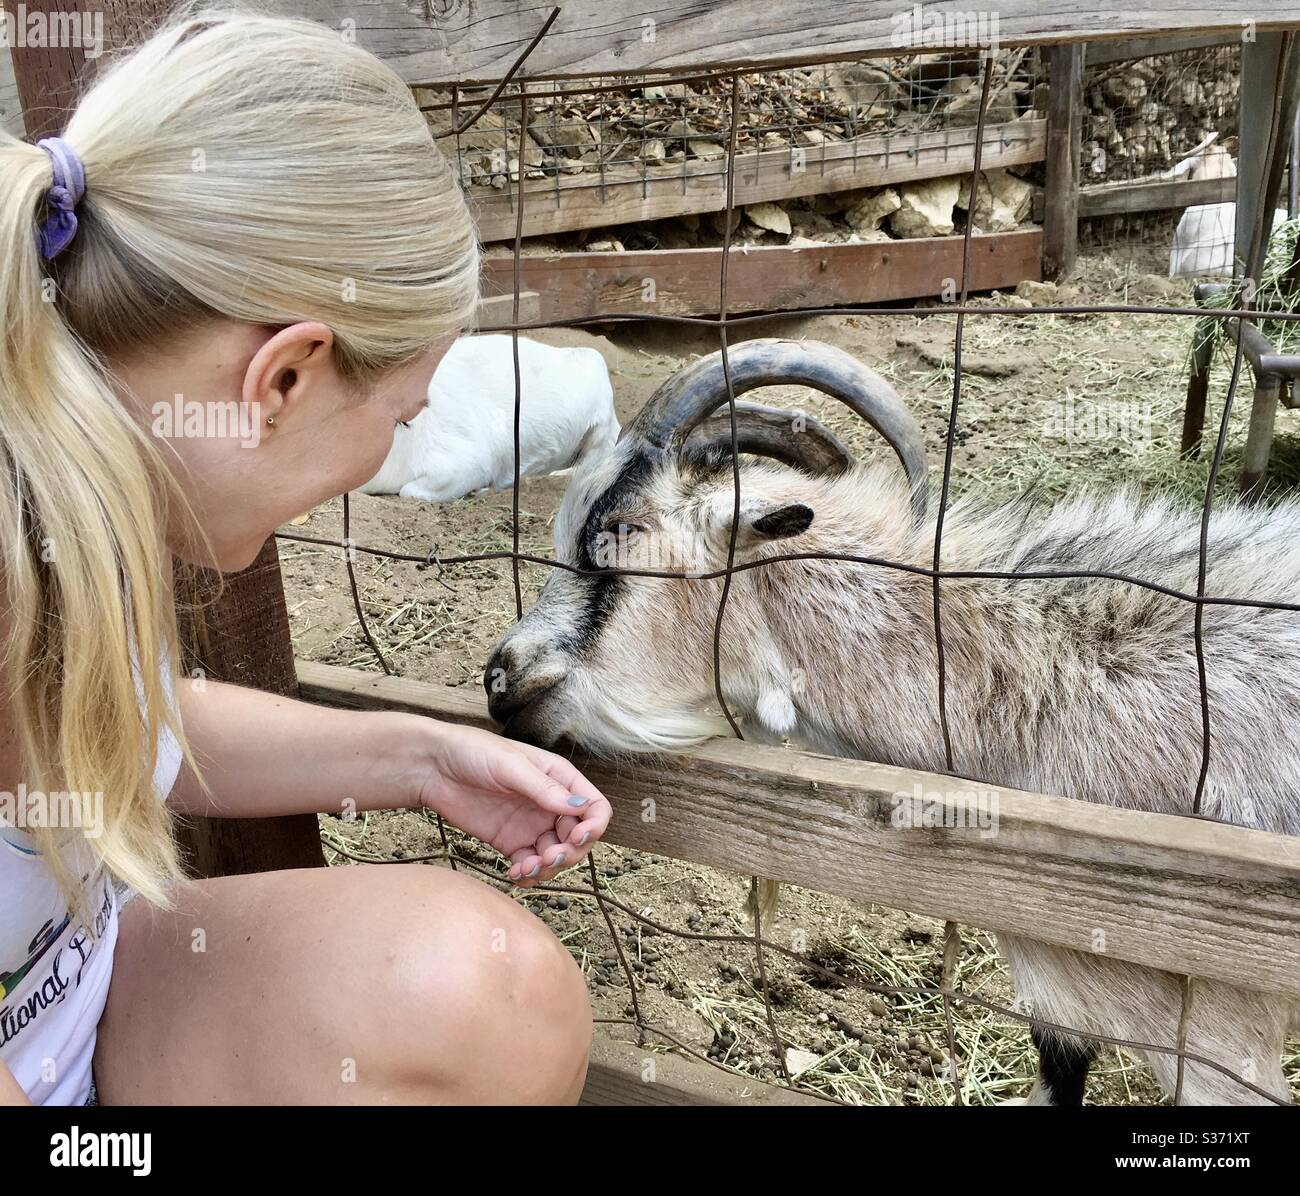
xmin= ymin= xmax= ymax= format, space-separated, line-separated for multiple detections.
xmin=604 ymin=518 xmax=646 ymax=538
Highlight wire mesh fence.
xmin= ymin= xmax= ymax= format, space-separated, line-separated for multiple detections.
xmin=277 ymin=33 xmax=1300 ymax=1106
xmin=418 ymin=48 xmax=1044 ymax=247
xmin=1077 ymin=40 xmax=1274 ymax=280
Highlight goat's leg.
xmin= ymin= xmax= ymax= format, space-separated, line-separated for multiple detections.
xmin=1025 ymin=1027 xmax=1098 ymax=1105
xmin=1000 ymin=935 xmax=1292 ymax=1106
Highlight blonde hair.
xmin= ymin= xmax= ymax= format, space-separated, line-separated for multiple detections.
xmin=0 ymin=8 xmax=480 ymax=907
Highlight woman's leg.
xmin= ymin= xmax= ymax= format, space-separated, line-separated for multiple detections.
xmin=94 ymin=863 xmax=591 ymax=1104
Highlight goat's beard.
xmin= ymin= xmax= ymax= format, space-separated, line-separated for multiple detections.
xmin=567 ymin=675 xmax=733 ymax=758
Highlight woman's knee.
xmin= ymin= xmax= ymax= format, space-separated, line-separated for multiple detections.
xmin=387 ymin=869 xmax=592 ymax=1104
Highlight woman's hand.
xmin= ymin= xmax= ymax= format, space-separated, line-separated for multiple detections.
xmin=417 ymin=723 xmax=612 ymax=886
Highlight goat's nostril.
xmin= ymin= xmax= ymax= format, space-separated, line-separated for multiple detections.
xmin=483 ymin=647 xmax=510 ymax=700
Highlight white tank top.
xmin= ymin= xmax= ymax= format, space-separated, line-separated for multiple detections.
xmin=0 ymin=663 xmax=182 ymax=1105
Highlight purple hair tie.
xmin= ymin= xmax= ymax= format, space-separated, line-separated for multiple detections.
xmin=36 ymin=137 xmax=86 ymax=261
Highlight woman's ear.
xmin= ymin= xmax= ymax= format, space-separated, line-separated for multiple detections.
xmin=242 ymin=322 xmax=337 ymax=427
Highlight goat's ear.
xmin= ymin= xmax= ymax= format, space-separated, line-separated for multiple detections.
xmin=740 ymin=501 xmax=814 ymax=546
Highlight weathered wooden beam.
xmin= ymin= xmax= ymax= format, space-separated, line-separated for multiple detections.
xmin=1237 ymin=33 xmax=1300 ymax=280
xmin=479 ymin=231 xmax=1043 ymax=322
xmin=1079 ymin=175 xmax=1235 ymax=218
xmin=465 ymin=120 xmax=1046 ymax=244
xmin=1043 ymin=44 xmax=1083 ymax=280
xmin=476 ymin=290 xmax=542 ymax=327
xmin=296 ymin=661 xmax=1300 ymax=1002
xmin=1083 ymin=34 xmax=1237 ymax=68
xmin=0 ymin=42 xmax=23 ymax=136
xmin=580 ymin=1035 xmax=829 ymax=1106
xmin=261 ymin=2 xmax=1300 ymax=85
xmin=175 ymin=543 xmax=324 ymax=877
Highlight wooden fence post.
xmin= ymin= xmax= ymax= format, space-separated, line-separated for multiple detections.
xmin=1043 ymin=43 xmax=1084 ymax=281
xmin=1237 ymin=33 xmax=1300 ymax=280
xmin=11 ymin=1 xmax=323 ymax=875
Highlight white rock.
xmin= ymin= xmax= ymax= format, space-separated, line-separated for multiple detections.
xmin=744 ymin=202 xmax=792 ymax=235
xmin=957 ymin=169 xmax=1034 ymax=233
xmin=889 ymin=176 xmax=960 ymax=238
xmin=844 ymin=187 xmax=901 ymax=233
xmin=689 ymin=140 xmax=725 ymax=160
xmin=784 ymin=1048 xmax=821 ymax=1079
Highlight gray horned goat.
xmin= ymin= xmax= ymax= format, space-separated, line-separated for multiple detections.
xmin=484 ymin=338 xmax=1299 ymax=1106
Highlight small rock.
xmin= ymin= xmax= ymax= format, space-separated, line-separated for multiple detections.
xmin=784 ymin=1048 xmax=821 ymax=1079
xmin=689 ymin=140 xmax=725 ymax=160
xmin=889 ymin=176 xmax=959 ymax=238
xmin=744 ymin=201 xmax=792 ymax=236
xmin=845 ymin=187 xmax=901 ymax=234
xmin=957 ymin=168 xmax=1035 ymax=233
xmin=1015 ymin=279 xmax=1058 ymax=305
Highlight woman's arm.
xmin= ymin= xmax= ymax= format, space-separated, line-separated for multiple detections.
xmin=170 ymin=679 xmax=448 ymax=819
xmin=169 ymin=679 xmax=611 ymax=884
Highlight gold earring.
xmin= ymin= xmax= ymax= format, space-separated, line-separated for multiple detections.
xmin=266 ymin=415 xmax=275 ymax=426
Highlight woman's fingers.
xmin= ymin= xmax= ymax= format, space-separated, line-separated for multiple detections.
xmin=507 ymin=845 xmax=541 ymax=883
xmin=516 ymin=742 xmax=609 ymax=809
xmin=498 ymin=745 xmax=613 ymax=851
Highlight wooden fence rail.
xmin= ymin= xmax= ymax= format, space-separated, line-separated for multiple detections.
xmin=466 ymin=120 xmax=1046 ymax=243
xmin=265 ymin=2 xmax=1300 ymax=85
xmin=298 ymin=660 xmax=1300 ymax=1003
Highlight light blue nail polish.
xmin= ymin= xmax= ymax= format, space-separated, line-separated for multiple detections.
xmin=567 ymin=794 xmax=590 ymax=807
xmin=527 ymin=863 xmax=541 ymax=878
xmin=578 ymin=832 xmax=590 ymax=846
xmin=552 ymin=853 xmax=566 ymax=868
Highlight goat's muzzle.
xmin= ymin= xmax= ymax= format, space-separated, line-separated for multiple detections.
xmin=483 ymin=641 xmax=565 ymax=744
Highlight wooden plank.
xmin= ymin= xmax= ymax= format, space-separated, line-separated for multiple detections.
xmin=465 ymin=120 xmax=1046 ymax=244
xmin=1079 ymin=175 xmax=1236 ymax=218
xmin=476 ymin=290 xmax=541 ymax=327
xmin=296 ymin=661 xmax=1300 ymax=1002
xmin=581 ymin=1034 xmax=828 ymax=1106
xmin=1043 ymin=45 xmax=1083 ymax=279
xmin=175 ymin=541 xmax=324 ymax=877
xmin=479 ymin=231 xmax=1043 ymax=322
xmin=1237 ymin=34 xmax=1300 ymax=280
xmin=0 ymin=42 xmax=23 ymax=137
xmin=1083 ymin=34 xmax=1237 ymax=67
xmin=262 ymin=2 xmax=1300 ymax=85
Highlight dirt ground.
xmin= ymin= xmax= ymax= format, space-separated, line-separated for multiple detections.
xmin=279 ymin=242 xmax=1300 ymax=1106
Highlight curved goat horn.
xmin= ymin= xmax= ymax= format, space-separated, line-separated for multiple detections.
xmin=625 ymin=338 xmax=928 ymax=520
xmin=682 ymin=402 xmax=856 ymax=476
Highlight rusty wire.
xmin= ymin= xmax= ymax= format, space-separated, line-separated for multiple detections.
xmin=290 ymin=34 xmax=1300 ymax=1106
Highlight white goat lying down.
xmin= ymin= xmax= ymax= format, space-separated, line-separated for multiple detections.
xmin=484 ymin=338 xmax=1300 ymax=1107
xmin=361 ymin=335 xmax=618 ymax=502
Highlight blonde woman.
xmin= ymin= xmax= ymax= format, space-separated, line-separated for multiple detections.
xmin=0 ymin=10 xmax=610 ymax=1106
